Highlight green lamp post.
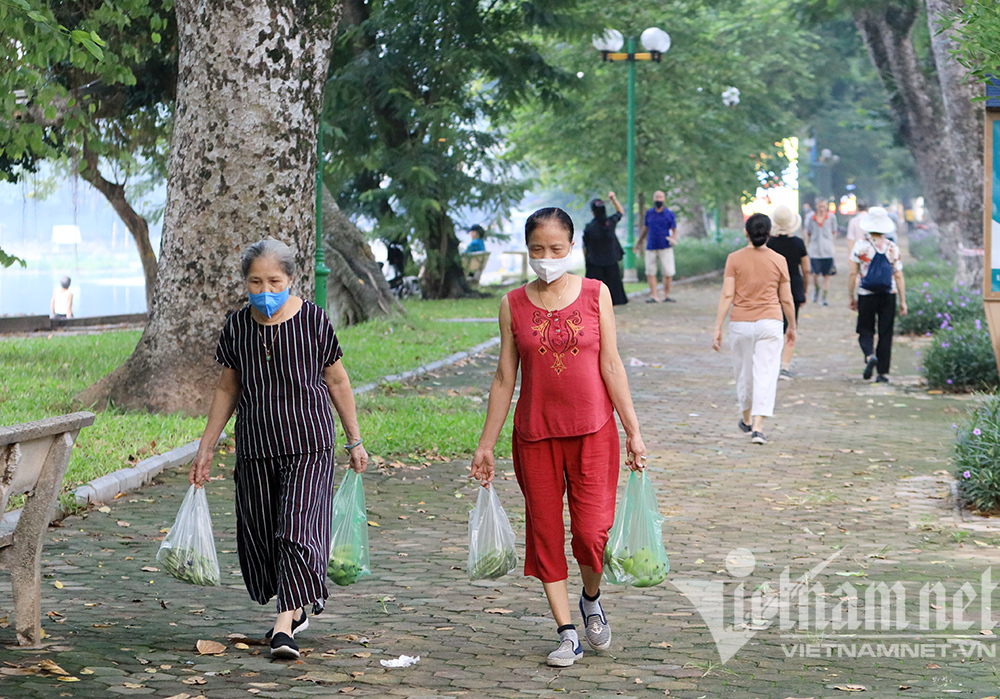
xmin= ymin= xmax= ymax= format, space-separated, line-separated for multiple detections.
xmin=593 ymin=27 xmax=671 ymax=283
xmin=315 ymin=118 xmax=330 ymax=311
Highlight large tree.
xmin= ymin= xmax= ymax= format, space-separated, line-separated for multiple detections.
xmin=802 ymin=0 xmax=984 ymax=284
xmin=324 ymin=0 xmax=575 ymax=299
xmin=76 ymin=0 xmax=340 ymax=414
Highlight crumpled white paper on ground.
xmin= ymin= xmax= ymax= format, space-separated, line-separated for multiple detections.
xmin=380 ymin=654 xmax=421 ymax=668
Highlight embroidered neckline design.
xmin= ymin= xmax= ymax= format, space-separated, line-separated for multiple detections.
xmin=530 ymin=308 xmax=584 ymax=375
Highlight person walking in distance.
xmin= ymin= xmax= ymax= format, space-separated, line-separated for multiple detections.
xmin=849 ymin=206 xmax=907 ymax=383
xmin=583 ymin=193 xmax=628 ymax=306
xmin=766 ymin=205 xmax=809 ymax=379
xmin=805 ymin=199 xmax=837 ymax=305
xmin=845 ymin=201 xmax=869 ymax=257
xmin=713 ymin=214 xmax=797 ymax=445
xmin=471 ymin=207 xmax=647 ymax=667
xmin=50 ymin=276 xmax=73 ymax=318
xmin=635 ymin=190 xmax=678 ymax=303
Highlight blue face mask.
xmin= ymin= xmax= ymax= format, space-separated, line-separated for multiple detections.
xmin=248 ymin=286 xmax=290 ymax=318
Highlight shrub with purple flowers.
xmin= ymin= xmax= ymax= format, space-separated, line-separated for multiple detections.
xmin=921 ymin=321 xmax=999 ymax=391
xmin=895 ymin=284 xmax=984 ymax=336
xmin=908 ymin=226 xmax=941 ymax=261
xmin=953 ymin=395 xmax=1000 ymax=513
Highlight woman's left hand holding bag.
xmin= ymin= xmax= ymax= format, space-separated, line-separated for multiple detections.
xmin=348 ymin=442 xmax=369 ymax=473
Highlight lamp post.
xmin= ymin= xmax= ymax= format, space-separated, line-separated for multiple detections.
xmin=593 ymin=27 xmax=670 ymax=283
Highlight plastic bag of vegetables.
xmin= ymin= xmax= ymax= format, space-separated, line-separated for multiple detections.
xmin=603 ymin=470 xmax=670 ymax=588
xmin=467 ymin=485 xmax=518 ymax=581
xmin=327 ymin=470 xmax=371 ymax=586
xmin=156 ymin=484 xmax=221 ymax=586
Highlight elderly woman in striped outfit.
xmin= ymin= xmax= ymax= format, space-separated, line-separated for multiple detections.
xmin=190 ymin=238 xmax=368 ymax=660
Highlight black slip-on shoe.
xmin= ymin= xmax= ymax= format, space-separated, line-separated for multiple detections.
xmin=265 ymin=610 xmax=308 ymax=641
xmin=875 ymin=374 xmax=890 ymax=384
xmin=751 ymin=431 xmax=767 ymax=445
xmin=270 ymin=632 xmax=300 ymax=659
xmin=862 ymin=355 xmax=878 ymax=381
xmin=738 ymin=419 xmax=752 ymax=434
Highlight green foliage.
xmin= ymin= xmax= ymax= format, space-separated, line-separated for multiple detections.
xmin=895 ymin=281 xmax=983 ymax=336
xmin=920 ymin=321 xmax=999 ymax=392
xmin=324 ymin=0 xmax=578 ymax=297
xmin=953 ymin=395 xmax=1000 ymax=514
xmin=0 ymin=0 xmax=176 ymax=203
xmin=511 ymin=0 xmax=816 ymax=212
xmin=947 ymin=0 xmax=1000 ymax=86
xmin=0 ymin=247 xmax=26 ymax=268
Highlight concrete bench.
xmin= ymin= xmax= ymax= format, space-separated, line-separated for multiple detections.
xmin=0 ymin=412 xmax=94 ymax=646
xmin=461 ymin=251 xmax=491 ymax=288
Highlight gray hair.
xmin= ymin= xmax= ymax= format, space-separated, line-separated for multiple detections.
xmin=60 ymin=276 xmax=71 ymax=289
xmin=241 ymin=238 xmax=297 ymax=279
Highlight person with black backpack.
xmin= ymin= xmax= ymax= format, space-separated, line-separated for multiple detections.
xmin=848 ymin=207 xmax=907 ymax=383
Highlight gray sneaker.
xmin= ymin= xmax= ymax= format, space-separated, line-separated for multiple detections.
xmin=546 ymin=638 xmax=583 ymax=667
xmin=779 ymin=368 xmax=793 ymax=381
xmin=579 ymin=596 xmax=612 ymax=650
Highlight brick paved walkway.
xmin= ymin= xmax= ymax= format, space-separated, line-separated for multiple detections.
xmin=3 ymin=250 xmax=999 ymax=698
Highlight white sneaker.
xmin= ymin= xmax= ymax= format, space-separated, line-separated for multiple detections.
xmin=546 ymin=638 xmax=583 ymax=667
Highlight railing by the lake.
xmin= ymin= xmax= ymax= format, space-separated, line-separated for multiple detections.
xmin=0 ymin=313 xmax=148 ymax=334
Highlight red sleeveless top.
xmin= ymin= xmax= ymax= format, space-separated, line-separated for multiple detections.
xmin=509 ymin=277 xmax=614 ymax=441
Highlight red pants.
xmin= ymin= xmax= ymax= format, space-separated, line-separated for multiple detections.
xmin=512 ymin=417 xmax=621 ymax=583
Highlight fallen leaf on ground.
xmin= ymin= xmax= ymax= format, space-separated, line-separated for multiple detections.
xmin=353 ymin=652 xmax=371 ymax=658
xmin=117 ymin=521 xmax=131 ymax=527
xmin=162 ymin=694 xmax=191 ymax=699
xmin=196 ymin=640 xmax=226 ymax=655
xmin=484 ymin=608 xmax=512 ymax=614
xmin=98 ymin=506 xmax=111 ymax=513
xmin=234 ymin=642 xmax=250 ymax=650
xmin=248 ymin=683 xmax=279 ymax=689
xmin=57 ymin=676 xmax=80 ymax=682
xmin=141 ymin=566 xmax=159 ymax=572
xmin=123 ymin=682 xmax=145 ymax=689
xmin=833 ymin=686 xmax=866 ymax=692
xmin=37 ymin=659 xmax=69 ymax=675
xmin=651 ymin=641 xmax=672 ymax=648
xmin=53 ymin=581 xmax=64 ymax=589
xmin=80 ymin=669 xmax=94 ymax=675
xmin=926 ymin=663 xmax=941 ymax=668
xmin=182 ymin=675 xmax=207 ymax=685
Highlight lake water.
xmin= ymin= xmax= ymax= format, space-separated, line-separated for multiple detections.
xmin=0 ymin=268 xmax=147 ymax=318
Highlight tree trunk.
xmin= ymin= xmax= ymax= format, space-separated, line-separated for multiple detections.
xmin=420 ymin=209 xmax=478 ymax=299
xmin=78 ymin=145 xmax=157 ymax=313
xmin=75 ymin=0 xmax=339 ymax=415
xmin=853 ymin=5 xmax=961 ymax=261
xmin=321 ymin=186 xmax=401 ymax=326
xmin=925 ymin=0 xmax=985 ymax=286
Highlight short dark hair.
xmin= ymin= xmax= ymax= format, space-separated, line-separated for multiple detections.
xmin=469 ymin=224 xmax=485 ymax=237
xmin=746 ymin=213 xmax=771 ymax=247
xmin=525 ymin=207 xmax=574 ymax=245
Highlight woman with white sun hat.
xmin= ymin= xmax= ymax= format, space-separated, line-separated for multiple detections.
xmin=848 ymin=206 xmax=907 ymax=383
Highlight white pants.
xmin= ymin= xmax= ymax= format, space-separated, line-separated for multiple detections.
xmin=729 ymin=319 xmax=783 ymax=418
xmin=645 ymin=247 xmax=675 ymax=278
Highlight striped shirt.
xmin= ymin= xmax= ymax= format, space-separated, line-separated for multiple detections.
xmin=215 ymin=300 xmax=343 ymax=459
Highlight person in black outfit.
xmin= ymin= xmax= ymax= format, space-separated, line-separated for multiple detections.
xmin=583 ymin=192 xmax=628 ymax=306
xmin=766 ymin=205 xmax=809 ymax=380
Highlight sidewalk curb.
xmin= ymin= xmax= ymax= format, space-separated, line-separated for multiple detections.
xmin=626 ymin=268 xmax=723 ymax=299
xmin=351 ymin=336 xmax=502 ymax=396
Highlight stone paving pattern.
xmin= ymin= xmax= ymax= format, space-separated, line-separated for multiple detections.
xmin=3 ymin=242 xmax=1000 ymax=698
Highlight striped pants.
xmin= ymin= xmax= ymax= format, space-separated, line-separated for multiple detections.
xmin=234 ymin=450 xmax=336 ymax=615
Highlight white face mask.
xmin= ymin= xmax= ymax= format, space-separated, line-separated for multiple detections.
xmin=529 ymin=253 xmax=573 ymax=284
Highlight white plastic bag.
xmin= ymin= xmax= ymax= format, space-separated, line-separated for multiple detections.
xmin=467 ymin=485 xmax=517 ymax=581
xmin=156 ymin=485 xmax=221 ymax=586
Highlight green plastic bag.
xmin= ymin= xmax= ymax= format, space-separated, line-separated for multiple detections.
xmin=327 ymin=470 xmax=371 ymax=586
xmin=603 ymin=470 xmax=670 ymax=587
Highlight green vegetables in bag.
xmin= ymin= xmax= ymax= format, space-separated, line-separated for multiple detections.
xmin=468 ymin=546 xmax=518 ymax=581
xmin=603 ymin=546 xmax=668 ymax=588
xmin=328 ymin=544 xmax=365 ymax=586
xmin=158 ymin=546 xmax=221 ymax=587
xmin=603 ymin=470 xmax=670 ymax=588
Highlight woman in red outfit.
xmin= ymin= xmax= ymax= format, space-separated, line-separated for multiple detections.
xmin=471 ymin=207 xmax=647 ymax=668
